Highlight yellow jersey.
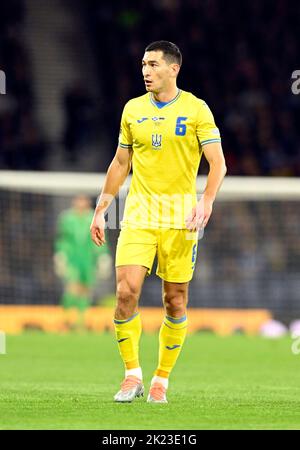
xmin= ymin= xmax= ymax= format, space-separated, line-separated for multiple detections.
xmin=118 ymin=89 xmax=221 ymax=229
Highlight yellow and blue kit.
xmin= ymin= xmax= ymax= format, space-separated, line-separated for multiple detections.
xmin=116 ymin=89 xmax=221 ymax=282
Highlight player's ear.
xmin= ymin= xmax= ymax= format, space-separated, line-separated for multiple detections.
xmin=170 ymin=63 xmax=180 ymax=78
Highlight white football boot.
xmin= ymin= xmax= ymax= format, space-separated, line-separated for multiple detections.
xmin=114 ymin=375 xmax=144 ymax=403
xmin=147 ymin=382 xmax=168 ymax=403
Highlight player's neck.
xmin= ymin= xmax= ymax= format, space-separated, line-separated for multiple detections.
xmin=152 ymin=86 xmax=179 ymax=103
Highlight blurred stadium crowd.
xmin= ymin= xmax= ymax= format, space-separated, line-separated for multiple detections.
xmin=0 ymin=1 xmax=48 ymax=170
xmin=86 ymin=0 xmax=300 ymax=176
xmin=1 ymin=0 xmax=299 ymax=175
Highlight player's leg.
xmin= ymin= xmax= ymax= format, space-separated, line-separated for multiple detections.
xmin=61 ymin=283 xmax=78 ymax=309
xmin=63 ymin=263 xmax=92 ymax=330
xmin=60 ymin=263 xmax=80 ymax=310
xmin=148 ymin=281 xmax=188 ymax=403
xmin=115 ymin=264 xmax=148 ymax=370
xmin=76 ymin=284 xmax=91 ymax=311
xmin=73 ymin=284 xmax=92 ymax=331
xmin=113 ymin=265 xmax=148 ymax=402
xmin=62 ymin=281 xmax=89 ymax=330
xmin=73 ymin=263 xmax=98 ymax=330
xmin=113 ymin=227 xmax=157 ymax=402
xmin=148 ymin=228 xmax=198 ymax=403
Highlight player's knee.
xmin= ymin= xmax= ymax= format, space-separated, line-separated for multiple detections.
xmin=163 ymin=291 xmax=186 ymax=316
xmin=116 ymin=280 xmax=140 ymax=305
xmin=115 ymin=283 xmax=139 ymax=319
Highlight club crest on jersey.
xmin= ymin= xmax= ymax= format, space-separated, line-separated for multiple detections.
xmin=152 ymin=133 xmax=162 ymax=149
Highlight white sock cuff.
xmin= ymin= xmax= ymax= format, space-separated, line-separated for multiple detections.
xmin=151 ymin=375 xmax=169 ymax=389
xmin=125 ymin=367 xmax=143 ymax=380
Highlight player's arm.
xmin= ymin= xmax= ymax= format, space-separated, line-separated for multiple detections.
xmin=90 ymin=146 xmax=132 ymax=246
xmin=186 ymin=142 xmax=226 ymax=231
xmin=97 ymin=145 xmax=132 ymax=210
xmin=202 ymin=142 xmax=227 ymax=204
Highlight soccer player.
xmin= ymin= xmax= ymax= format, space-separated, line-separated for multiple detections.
xmin=54 ymin=195 xmax=112 ymax=329
xmin=90 ymin=41 xmax=226 ymax=402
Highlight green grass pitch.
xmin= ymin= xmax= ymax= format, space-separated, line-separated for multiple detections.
xmin=1 ymin=331 xmax=300 ymax=430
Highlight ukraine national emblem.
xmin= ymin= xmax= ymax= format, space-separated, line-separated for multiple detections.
xmin=152 ymin=133 xmax=162 ymax=149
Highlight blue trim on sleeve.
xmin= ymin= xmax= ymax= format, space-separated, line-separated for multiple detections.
xmin=119 ymin=142 xmax=132 ymax=149
xmin=200 ymin=138 xmax=221 ymax=146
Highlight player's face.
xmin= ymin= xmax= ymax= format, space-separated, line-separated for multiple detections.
xmin=73 ymin=195 xmax=91 ymax=213
xmin=142 ymin=51 xmax=178 ymax=93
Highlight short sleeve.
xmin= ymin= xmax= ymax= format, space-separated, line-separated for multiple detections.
xmin=196 ymin=100 xmax=221 ymax=146
xmin=118 ymin=103 xmax=133 ymax=149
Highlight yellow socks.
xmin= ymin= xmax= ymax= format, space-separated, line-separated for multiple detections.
xmin=154 ymin=314 xmax=188 ymax=379
xmin=114 ymin=312 xmax=142 ymax=371
xmin=114 ymin=312 xmax=187 ymax=385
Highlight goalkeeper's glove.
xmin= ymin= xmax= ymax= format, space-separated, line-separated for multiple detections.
xmin=53 ymin=252 xmax=68 ymax=277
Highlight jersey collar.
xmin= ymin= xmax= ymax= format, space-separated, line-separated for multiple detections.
xmin=150 ymin=89 xmax=182 ymax=109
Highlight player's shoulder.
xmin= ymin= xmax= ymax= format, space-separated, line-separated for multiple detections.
xmin=123 ymin=93 xmax=149 ymax=111
xmin=181 ymin=90 xmax=210 ymax=110
xmin=58 ymin=209 xmax=73 ymax=222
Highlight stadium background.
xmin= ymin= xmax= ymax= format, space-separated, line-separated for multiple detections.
xmin=0 ymin=0 xmax=300 ymax=329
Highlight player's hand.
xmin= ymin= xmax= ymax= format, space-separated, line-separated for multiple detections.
xmin=185 ymin=194 xmax=213 ymax=232
xmin=90 ymin=210 xmax=106 ymax=246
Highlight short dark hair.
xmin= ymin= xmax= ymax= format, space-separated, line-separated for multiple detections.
xmin=145 ymin=41 xmax=182 ymax=66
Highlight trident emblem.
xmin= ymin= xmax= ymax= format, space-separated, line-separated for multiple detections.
xmin=152 ymin=134 xmax=162 ymax=149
